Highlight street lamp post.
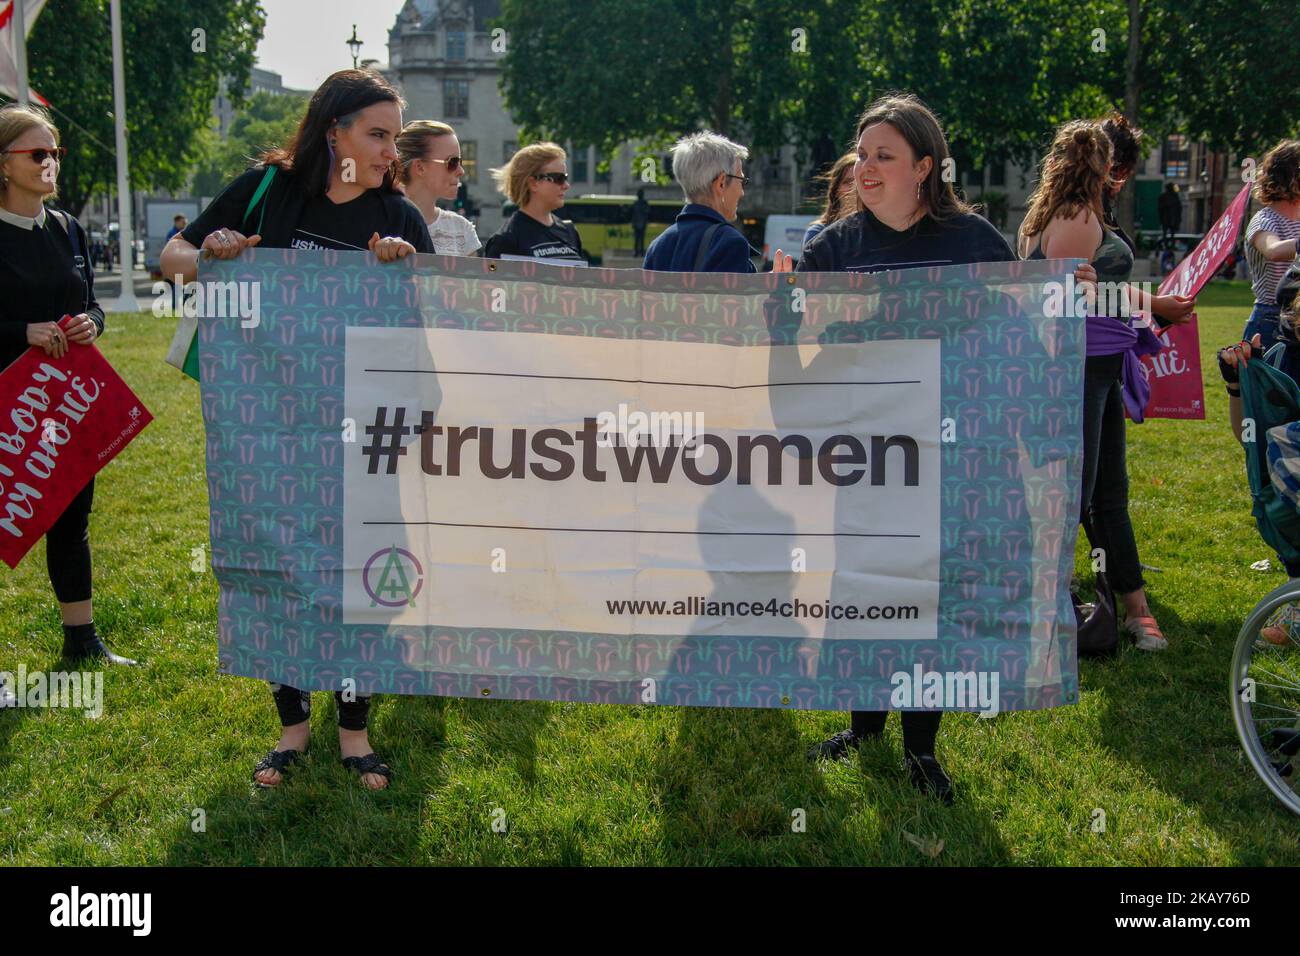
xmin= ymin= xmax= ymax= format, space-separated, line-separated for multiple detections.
xmin=346 ymin=24 xmax=362 ymax=69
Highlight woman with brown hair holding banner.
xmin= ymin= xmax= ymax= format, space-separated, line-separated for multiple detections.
xmin=1017 ymin=117 xmax=1193 ymax=654
xmin=162 ymin=69 xmax=434 ymax=792
xmin=0 ymin=103 xmax=137 ymax=670
xmin=798 ymin=93 xmax=1097 ymax=803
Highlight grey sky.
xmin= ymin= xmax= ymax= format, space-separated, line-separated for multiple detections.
xmin=255 ymin=0 xmax=408 ymax=91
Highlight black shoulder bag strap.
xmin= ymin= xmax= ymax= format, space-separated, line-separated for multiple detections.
xmin=694 ymin=222 xmax=724 ymax=272
xmin=49 ymin=208 xmax=91 ymax=316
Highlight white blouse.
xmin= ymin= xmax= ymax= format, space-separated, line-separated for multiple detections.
xmin=427 ymin=209 xmax=481 ymax=257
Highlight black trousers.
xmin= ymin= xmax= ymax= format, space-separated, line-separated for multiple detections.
xmin=46 ymin=477 xmax=94 ymax=603
xmin=269 ymin=683 xmax=372 ymax=731
xmin=850 ymin=709 xmax=942 ymax=756
xmin=1080 ymin=354 xmax=1144 ymax=595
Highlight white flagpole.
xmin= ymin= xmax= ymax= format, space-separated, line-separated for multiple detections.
xmin=13 ymin=0 xmax=30 ymax=105
xmin=108 ymin=0 xmax=139 ymax=311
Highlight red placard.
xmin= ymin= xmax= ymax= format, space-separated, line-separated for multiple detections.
xmin=1137 ymin=187 xmax=1252 ymax=420
xmin=0 ymin=317 xmax=152 ymax=568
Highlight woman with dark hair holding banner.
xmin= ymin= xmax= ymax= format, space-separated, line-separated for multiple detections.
xmin=797 ymin=93 xmax=1097 ymax=803
xmin=0 ymin=103 xmax=137 ymax=669
xmin=162 ymin=69 xmax=434 ymax=791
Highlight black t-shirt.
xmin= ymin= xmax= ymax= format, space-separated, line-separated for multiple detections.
xmin=483 ymin=210 xmax=587 ymax=262
xmin=798 ymin=208 xmax=1015 ymax=274
xmin=0 ymin=210 xmax=104 ymax=372
xmin=182 ymin=165 xmax=433 ymax=254
xmin=288 ymin=190 xmax=406 ymax=252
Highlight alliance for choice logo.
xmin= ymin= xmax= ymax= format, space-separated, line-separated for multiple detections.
xmin=49 ymin=886 xmax=151 ymax=936
xmin=362 ymin=545 xmax=424 ymax=608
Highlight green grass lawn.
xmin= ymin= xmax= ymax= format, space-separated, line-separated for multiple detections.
xmin=1 ymin=280 xmax=1297 ymax=866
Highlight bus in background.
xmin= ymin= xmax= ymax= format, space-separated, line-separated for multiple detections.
xmin=503 ymin=195 xmax=679 ymax=264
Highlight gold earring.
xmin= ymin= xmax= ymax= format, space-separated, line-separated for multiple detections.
xmin=916 ymin=180 xmax=922 ymax=200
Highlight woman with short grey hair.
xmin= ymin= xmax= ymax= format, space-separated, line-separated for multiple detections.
xmin=644 ymin=130 xmax=783 ymax=272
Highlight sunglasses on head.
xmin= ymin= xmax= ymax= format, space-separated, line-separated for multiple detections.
xmin=424 ymin=155 xmax=462 ymax=172
xmin=3 ymin=147 xmax=66 ymax=164
xmin=533 ymin=171 xmax=568 ymax=185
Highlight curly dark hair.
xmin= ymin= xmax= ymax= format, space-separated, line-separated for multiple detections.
xmin=1254 ymin=140 xmax=1300 ymax=204
xmin=1099 ymin=111 xmax=1142 ymax=177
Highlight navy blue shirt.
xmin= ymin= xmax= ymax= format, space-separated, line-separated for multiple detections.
xmin=798 ymin=208 xmax=1014 ymax=274
xmin=643 ymin=203 xmax=756 ymax=273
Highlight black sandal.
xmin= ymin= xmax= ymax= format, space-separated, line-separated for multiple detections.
xmin=341 ymin=752 xmax=392 ymax=787
xmin=252 ymin=748 xmax=303 ymax=788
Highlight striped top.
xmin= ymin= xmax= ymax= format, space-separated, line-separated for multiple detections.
xmin=1246 ymin=206 xmax=1300 ymax=304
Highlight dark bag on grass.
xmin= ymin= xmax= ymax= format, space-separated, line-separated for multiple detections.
xmin=1074 ymin=569 xmax=1119 ymax=658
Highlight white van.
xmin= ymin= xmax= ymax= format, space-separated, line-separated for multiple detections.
xmin=761 ymin=215 xmax=818 ymax=271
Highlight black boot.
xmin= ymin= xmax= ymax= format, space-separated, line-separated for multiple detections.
xmin=905 ymin=752 xmax=954 ymax=805
xmin=61 ymin=622 xmax=138 ymax=666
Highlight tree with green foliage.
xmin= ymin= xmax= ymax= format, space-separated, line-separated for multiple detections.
xmin=14 ymin=0 xmax=265 ymax=217
xmin=189 ymin=89 xmax=306 ymax=198
xmin=498 ymin=0 xmax=1299 ymax=221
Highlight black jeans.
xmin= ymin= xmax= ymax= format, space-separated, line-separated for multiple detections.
xmin=1081 ymin=354 xmax=1144 ymax=595
xmin=850 ymin=710 xmax=942 ymax=756
xmin=46 ymin=477 xmax=94 ymax=603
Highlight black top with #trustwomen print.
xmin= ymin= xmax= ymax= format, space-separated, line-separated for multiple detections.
xmin=0 ymin=205 xmax=104 ymax=372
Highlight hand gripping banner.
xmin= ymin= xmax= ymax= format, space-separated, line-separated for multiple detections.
xmin=199 ymin=252 xmax=1083 ymax=712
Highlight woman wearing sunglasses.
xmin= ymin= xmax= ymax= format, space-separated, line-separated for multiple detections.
xmin=0 ymin=104 xmax=137 ymax=668
xmin=483 ymin=143 xmax=587 ymax=263
xmin=162 ymin=69 xmax=435 ymax=794
xmin=395 ymin=120 xmax=480 ymax=256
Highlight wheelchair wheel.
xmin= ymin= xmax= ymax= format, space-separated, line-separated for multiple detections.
xmin=1231 ymin=578 xmax=1300 ymax=817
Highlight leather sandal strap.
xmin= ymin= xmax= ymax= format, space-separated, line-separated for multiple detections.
xmin=342 ymin=752 xmax=392 ymax=780
xmin=253 ymin=749 xmax=301 ymax=775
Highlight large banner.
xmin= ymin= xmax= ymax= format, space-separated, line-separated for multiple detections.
xmin=200 ymin=252 xmax=1083 ymax=712
xmin=1138 ymin=186 xmax=1252 ymax=420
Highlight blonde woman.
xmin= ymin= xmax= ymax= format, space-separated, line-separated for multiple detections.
xmin=0 ymin=104 xmax=136 ymax=667
xmin=483 ymin=142 xmax=587 ymax=262
xmin=396 ymin=120 xmax=480 ymax=256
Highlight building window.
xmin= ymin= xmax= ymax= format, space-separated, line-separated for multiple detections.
xmin=443 ymin=79 xmax=469 ymax=119
xmin=1163 ymin=134 xmax=1190 ymax=179
xmin=989 ymin=162 xmax=1005 ymax=187
xmin=571 ymin=145 xmax=588 ymax=183
xmin=461 ymin=141 xmax=477 ymax=183
xmin=446 ymin=30 xmax=467 ymax=61
xmin=503 ymin=140 xmax=517 ymax=163
xmin=594 ymin=153 xmax=610 ymax=184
